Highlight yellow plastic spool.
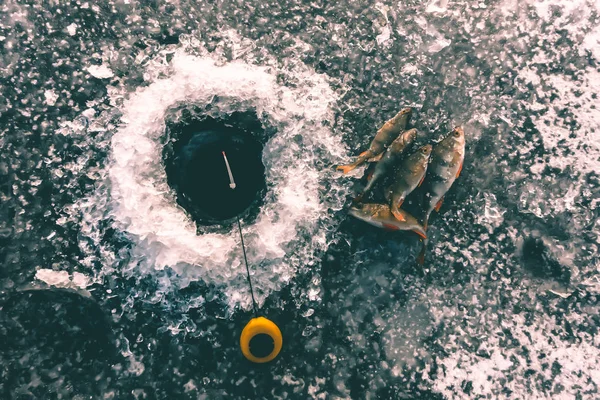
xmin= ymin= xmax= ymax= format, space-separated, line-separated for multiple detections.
xmin=240 ymin=316 xmax=282 ymax=363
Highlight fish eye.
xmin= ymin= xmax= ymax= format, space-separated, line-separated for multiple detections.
xmin=453 ymin=130 xmax=461 ymax=137
xmin=421 ymin=148 xmax=428 ymax=153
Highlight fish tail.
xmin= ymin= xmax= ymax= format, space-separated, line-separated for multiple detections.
xmin=336 ymin=162 xmax=360 ymax=174
xmin=355 ymin=150 xmax=374 ymax=165
xmin=390 ymin=201 xmax=406 ymax=222
xmin=416 ymin=239 xmax=428 ymax=265
xmin=336 ymin=150 xmax=373 ymax=174
xmin=412 ymin=228 xmax=427 ymax=240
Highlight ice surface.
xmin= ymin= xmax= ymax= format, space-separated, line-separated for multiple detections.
xmin=87 ymin=64 xmax=114 ymax=79
xmin=3 ymin=0 xmax=600 ymax=397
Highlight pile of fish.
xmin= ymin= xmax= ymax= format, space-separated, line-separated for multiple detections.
xmin=337 ymin=108 xmax=465 ymax=264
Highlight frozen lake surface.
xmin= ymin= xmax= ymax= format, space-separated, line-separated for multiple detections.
xmin=1 ymin=0 xmax=599 ymax=398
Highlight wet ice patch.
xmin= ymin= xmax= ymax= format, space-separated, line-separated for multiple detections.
xmin=35 ymin=269 xmax=91 ymax=290
xmin=44 ymin=89 xmax=58 ymax=106
xmin=426 ymin=0 xmax=449 ymax=13
xmin=433 ymin=312 xmax=600 ymax=399
xmin=473 ymin=192 xmax=505 ymax=233
xmin=87 ymin=64 xmax=114 ymax=79
xmin=513 ymin=38 xmax=600 ymax=228
xmin=35 ymin=269 xmax=71 ymax=287
xmin=384 ymin=302 xmax=434 ymax=374
xmin=374 ymin=3 xmax=393 ymax=48
xmin=582 ymin=24 xmax=600 ymax=59
xmin=66 ymin=23 xmax=77 ymax=36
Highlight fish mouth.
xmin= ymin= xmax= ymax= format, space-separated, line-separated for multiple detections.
xmin=348 ymin=206 xmax=362 ymax=216
xmin=348 ymin=205 xmax=370 ymax=220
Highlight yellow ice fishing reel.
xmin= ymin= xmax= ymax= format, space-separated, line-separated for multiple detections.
xmin=240 ymin=316 xmax=282 ymax=363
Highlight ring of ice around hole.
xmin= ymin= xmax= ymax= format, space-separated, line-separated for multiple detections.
xmin=106 ymin=51 xmax=350 ymax=308
xmin=240 ymin=317 xmax=282 ymax=363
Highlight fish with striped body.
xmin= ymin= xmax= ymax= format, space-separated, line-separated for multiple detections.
xmin=348 ymin=203 xmax=427 ymax=239
xmin=420 ymin=126 xmax=465 ymax=229
xmin=355 ymin=128 xmax=418 ymax=203
xmin=336 ymin=108 xmax=412 ymax=174
xmin=416 ymin=126 xmax=465 ymax=265
xmin=385 ymin=144 xmax=432 ymax=222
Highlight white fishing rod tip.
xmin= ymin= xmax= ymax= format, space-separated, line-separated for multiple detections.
xmin=222 ymin=150 xmax=237 ymax=190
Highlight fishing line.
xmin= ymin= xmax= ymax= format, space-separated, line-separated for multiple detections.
xmin=223 ymin=151 xmax=283 ymax=364
xmin=222 ymin=151 xmax=259 ymax=317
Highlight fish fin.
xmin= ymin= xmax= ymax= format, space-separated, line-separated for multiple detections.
xmin=418 ymin=174 xmax=426 ymax=187
xmin=336 ymin=164 xmax=357 ymax=174
xmin=382 ymin=223 xmax=400 ymax=231
xmin=391 ymin=209 xmax=406 ymax=222
xmin=366 ymin=171 xmax=374 ymax=181
xmin=337 ymin=150 xmax=373 ymax=173
xmin=456 ymin=161 xmax=463 ymax=178
xmin=434 ymin=198 xmax=443 ymax=212
xmin=416 ymin=249 xmax=426 ymax=265
xmin=367 ymin=153 xmax=383 ymax=162
xmin=423 ymin=220 xmax=428 ymax=230
xmin=416 ymin=241 xmax=427 ymax=265
xmin=412 ymin=229 xmax=427 ymax=240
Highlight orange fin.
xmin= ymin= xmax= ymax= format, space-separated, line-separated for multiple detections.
xmin=434 ymin=198 xmax=443 ymax=212
xmin=382 ymin=222 xmax=400 ymax=231
xmin=412 ymin=229 xmax=427 ymax=240
xmin=336 ymin=164 xmax=356 ymax=174
xmin=418 ymin=174 xmax=426 ymax=187
xmin=366 ymin=171 xmax=374 ymax=181
xmin=456 ymin=161 xmax=463 ymax=178
xmin=392 ymin=209 xmax=406 ymax=222
xmin=336 ymin=151 xmax=372 ymax=174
